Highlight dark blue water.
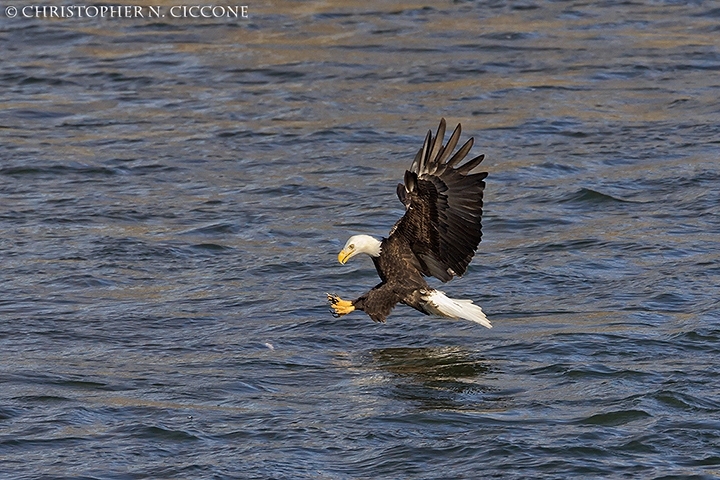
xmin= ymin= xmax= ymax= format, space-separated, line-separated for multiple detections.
xmin=2 ymin=1 xmax=719 ymax=478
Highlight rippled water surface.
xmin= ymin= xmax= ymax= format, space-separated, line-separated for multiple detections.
xmin=2 ymin=1 xmax=719 ymax=478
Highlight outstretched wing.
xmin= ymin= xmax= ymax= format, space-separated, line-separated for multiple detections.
xmin=391 ymin=118 xmax=487 ymax=282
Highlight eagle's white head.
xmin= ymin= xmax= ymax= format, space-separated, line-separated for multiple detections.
xmin=338 ymin=235 xmax=382 ymax=264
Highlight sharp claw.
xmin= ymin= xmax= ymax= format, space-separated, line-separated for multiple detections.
xmin=326 ymin=293 xmax=355 ymax=316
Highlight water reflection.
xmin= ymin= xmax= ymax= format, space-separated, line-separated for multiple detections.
xmin=370 ymin=346 xmax=489 ymax=379
xmin=369 ymin=346 xmax=498 ymax=411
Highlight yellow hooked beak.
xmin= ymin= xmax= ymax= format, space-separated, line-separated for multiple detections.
xmin=338 ymin=249 xmax=351 ymax=264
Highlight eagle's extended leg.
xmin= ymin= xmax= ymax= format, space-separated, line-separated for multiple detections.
xmin=327 ymin=293 xmax=355 ymax=317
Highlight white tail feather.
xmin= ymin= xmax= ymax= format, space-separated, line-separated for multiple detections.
xmin=424 ymin=290 xmax=492 ymax=329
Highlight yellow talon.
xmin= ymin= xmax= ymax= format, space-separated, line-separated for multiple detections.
xmin=327 ymin=293 xmax=355 ymax=317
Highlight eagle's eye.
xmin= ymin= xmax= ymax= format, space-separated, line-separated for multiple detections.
xmin=349 ymin=244 xmax=355 ymax=250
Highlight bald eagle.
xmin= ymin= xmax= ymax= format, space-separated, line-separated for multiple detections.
xmin=327 ymin=119 xmax=491 ymax=328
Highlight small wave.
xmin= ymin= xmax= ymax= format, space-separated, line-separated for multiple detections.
xmin=578 ymin=409 xmax=652 ymax=426
xmin=190 ymin=243 xmax=233 ymax=253
xmin=654 ymin=390 xmax=720 ymax=412
xmin=132 ymin=425 xmax=200 ymax=442
xmin=559 ymin=188 xmax=633 ymax=205
xmin=182 ymin=222 xmax=240 ymax=236
xmin=524 ymin=237 xmax=604 ymax=253
xmin=0 ymin=164 xmax=118 ymax=177
xmin=535 ymin=161 xmax=584 ymax=174
xmin=13 ymin=394 xmax=72 ymax=403
xmin=57 ymin=274 xmax=116 ymax=288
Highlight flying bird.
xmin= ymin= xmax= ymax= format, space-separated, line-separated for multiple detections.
xmin=327 ymin=118 xmax=491 ymax=328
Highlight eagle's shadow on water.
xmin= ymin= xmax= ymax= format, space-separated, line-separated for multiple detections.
xmin=367 ymin=346 xmax=503 ymax=411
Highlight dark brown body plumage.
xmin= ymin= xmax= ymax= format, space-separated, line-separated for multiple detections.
xmin=353 ymin=234 xmax=429 ymax=322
